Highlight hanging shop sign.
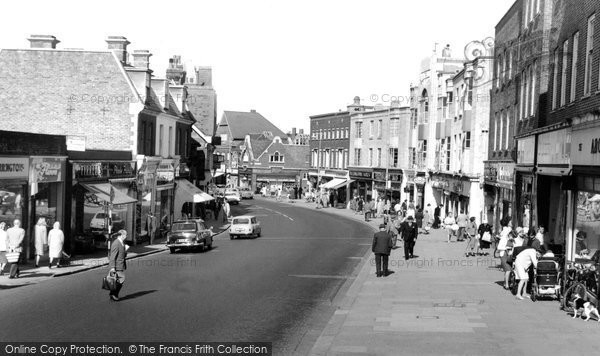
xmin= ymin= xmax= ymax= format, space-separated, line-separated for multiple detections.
xmin=413 ymin=176 xmax=426 ymax=185
xmin=0 ymin=157 xmax=29 ymax=179
xmin=30 ymin=157 xmax=66 ymax=183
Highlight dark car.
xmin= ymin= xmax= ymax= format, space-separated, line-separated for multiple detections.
xmin=166 ymin=219 xmax=213 ymax=253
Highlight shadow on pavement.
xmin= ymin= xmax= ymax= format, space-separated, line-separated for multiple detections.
xmin=118 ymin=290 xmax=158 ymax=301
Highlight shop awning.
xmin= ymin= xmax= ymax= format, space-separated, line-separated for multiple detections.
xmin=330 ymin=179 xmax=353 ymax=190
xmin=175 ymin=179 xmax=215 ymax=203
xmin=320 ymin=178 xmax=346 ymax=189
xmin=80 ymin=183 xmax=137 ymax=205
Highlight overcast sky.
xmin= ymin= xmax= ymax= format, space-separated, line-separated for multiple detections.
xmin=0 ymin=0 xmax=514 ymax=133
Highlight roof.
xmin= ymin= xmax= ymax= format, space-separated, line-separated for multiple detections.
xmin=248 ymin=133 xmax=274 ymax=158
xmin=220 ymin=110 xmax=286 ymax=140
xmin=281 ymin=145 xmax=310 ymax=169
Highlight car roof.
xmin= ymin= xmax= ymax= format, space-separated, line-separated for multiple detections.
xmin=173 ymin=219 xmax=206 ymax=224
xmin=232 ymin=215 xmax=256 ymax=219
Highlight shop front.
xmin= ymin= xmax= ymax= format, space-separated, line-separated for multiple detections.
xmin=349 ymin=168 xmax=372 ymax=200
xmin=483 ymin=161 xmax=515 ymax=231
xmin=0 ymin=157 xmax=29 ymax=231
xmin=253 ymin=167 xmax=302 ymax=195
xmin=402 ymin=170 xmax=425 ymax=208
xmin=565 ymin=120 xmax=600 ymax=263
xmin=156 ymin=161 xmax=175 ymax=232
xmin=71 ymin=161 xmax=137 ymax=247
xmin=372 ymin=169 xmax=386 ymax=201
xmin=430 ymin=173 xmax=470 ymax=217
xmin=388 ymin=170 xmax=403 ymax=202
xmin=137 ymin=158 xmax=160 ymax=242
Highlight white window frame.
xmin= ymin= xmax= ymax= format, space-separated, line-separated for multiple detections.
xmin=505 ymin=110 xmax=510 ymax=150
xmin=561 ymin=39 xmax=569 ymax=106
xmin=584 ymin=14 xmax=595 ymax=95
xmin=571 ymin=32 xmax=579 ymax=103
xmin=552 ymin=48 xmax=559 ymax=110
xmin=530 ymin=61 xmax=537 ymax=117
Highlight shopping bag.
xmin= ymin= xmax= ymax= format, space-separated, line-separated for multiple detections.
xmin=5 ymin=252 xmax=20 ymax=263
xmin=101 ymin=272 xmax=117 ymax=291
xmin=481 ymin=231 xmax=492 ymax=242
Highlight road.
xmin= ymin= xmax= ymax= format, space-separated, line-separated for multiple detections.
xmin=0 ymin=198 xmax=373 ymax=355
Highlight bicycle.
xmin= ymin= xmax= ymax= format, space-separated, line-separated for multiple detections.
xmin=561 ymin=261 xmax=599 ymax=312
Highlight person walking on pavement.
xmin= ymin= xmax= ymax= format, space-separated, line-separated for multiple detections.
xmin=498 ymin=216 xmax=514 ymax=290
xmin=365 ymin=199 xmax=373 ymax=222
xmin=48 ymin=222 xmax=65 ymax=268
xmin=372 ymin=224 xmax=393 ymax=277
xmin=400 ymin=216 xmax=418 ymax=260
xmin=108 ymin=229 xmax=128 ymax=301
xmin=222 ymin=199 xmax=231 ymax=223
xmin=456 ymin=210 xmax=468 ymax=242
xmin=34 ymin=217 xmax=47 ymax=268
xmin=0 ymin=222 xmax=8 ymax=276
xmin=433 ymin=204 xmax=443 ymax=229
xmin=415 ymin=208 xmax=424 ymax=232
xmin=7 ymin=219 xmax=25 ymax=279
xmin=465 ymin=217 xmax=479 ymax=257
xmin=444 ymin=212 xmax=456 ymax=243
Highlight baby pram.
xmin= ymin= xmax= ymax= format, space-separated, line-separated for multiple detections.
xmin=531 ymin=257 xmax=561 ymax=301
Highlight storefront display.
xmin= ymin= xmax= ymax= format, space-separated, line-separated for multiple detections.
xmin=0 ymin=157 xmax=29 ymax=227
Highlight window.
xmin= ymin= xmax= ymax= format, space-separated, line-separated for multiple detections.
xmin=507 ymin=49 xmax=513 ymax=79
xmin=504 ymin=111 xmax=510 ymax=149
xmin=368 ymin=148 xmax=373 ymax=166
xmin=355 ymin=122 xmax=363 ymax=138
xmin=378 ymin=119 xmax=383 ymax=139
xmin=369 ymin=120 xmax=374 ymax=138
xmin=496 ymin=54 xmax=502 ymax=88
xmin=270 ymin=151 xmax=284 ymax=163
xmin=499 ymin=111 xmax=504 ymax=150
xmin=354 ymin=149 xmax=361 ymax=166
xmin=338 ymin=149 xmax=344 ymax=169
xmin=159 ymin=124 xmax=164 ymax=156
xmin=377 ymin=148 xmax=382 ymax=167
xmin=494 ymin=112 xmax=499 ymax=150
xmin=524 ymin=0 xmax=530 ymax=27
xmin=168 ymin=126 xmax=173 ymax=156
xmin=445 ymin=139 xmax=451 ymax=171
xmin=571 ymin=32 xmax=579 ymax=102
xmin=390 ymin=118 xmax=399 ymax=136
xmin=465 ymin=131 xmax=471 ymax=148
xmin=343 ymin=149 xmax=348 ymax=168
xmin=524 ymin=68 xmax=530 ymax=118
xmin=552 ymin=48 xmax=559 ymax=110
xmin=520 ymin=70 xmax=526 ymax=119
xmin=530 ymin=62 xmax=537 ymax=117
xmin=561 ymin=39 xmax=569 ymax=106
xmin=502 ymin=50 xmax=507 ymax=84
xmin=389 ymin=148 xmax=398 ymax=167
xmin=325 ymin=149 xmax=330 ymax=168
xmin=584 ymin=14 xmax=595 ymax=95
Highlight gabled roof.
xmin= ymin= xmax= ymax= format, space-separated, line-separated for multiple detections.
xmin=248 ymin=133 xmax=274 ymax=158
xmin=220 ymin=110 xmax=286 ymax=140
xmin=279 ymin=144 xmax=310 ymax=169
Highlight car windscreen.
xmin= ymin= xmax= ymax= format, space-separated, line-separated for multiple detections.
xmin=232 ymin=218 xmax=250 ymax=224
xmin=172 ymin=223 xmax=196 ymax=231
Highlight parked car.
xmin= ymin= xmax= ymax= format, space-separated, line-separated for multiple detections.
xmin=225 ymin=189 xmax=241 ymax=204
xmin=90 ymin=211 xmax=125 ymax=231
xmin=229 ymin=215 xmax=261 ymax=239
xmin=240 ymin=187 xmax=254 ymax=199
xmin=166 ymin=219 xmax=213 ymax=253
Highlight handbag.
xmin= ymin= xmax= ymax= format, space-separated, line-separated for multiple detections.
xmin=102 ymin=271 xmax=117 ymax=291
xmin=481 ymin=231 xmax=491 ymax=242
xmin=451 ymin=223 xmax=459 ymax=232
xmin=5 ymin=252 xmax=20 ymax=263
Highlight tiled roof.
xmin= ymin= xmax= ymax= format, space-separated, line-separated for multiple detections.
xmin=283 ymin=145 xmax=310 ymax=169
xmin=248 ymin=133 xmax=273 ymax=159
xmin=221 ymin=110 xmax=286 ymax=140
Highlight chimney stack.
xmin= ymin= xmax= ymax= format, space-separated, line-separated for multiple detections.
xmin=106 ymin=36 xmax=130 ymax=64
xmin=132 ymin=50 xmax=152 ymax=70
xmin=27 ymin=35 xmax=60 ymax=49
xmin=292 ymin=128 xmax=297 ymax=136
xmin=166 ymin=55 xmax=186 ymax=84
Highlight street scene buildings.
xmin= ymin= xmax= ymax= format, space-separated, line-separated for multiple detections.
xmin=2 ymin=0 xmax=600 ymax=355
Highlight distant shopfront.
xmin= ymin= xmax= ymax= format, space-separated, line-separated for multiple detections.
xmin=515 ymin=135 xmax=536 ymax=231
xmin=349 ymin=168 xmax=372 ymax=200
xmin=430 ymin=173 xmax=470 ymax=216
xmin=483 ymin=161 xmax=515 ymax=231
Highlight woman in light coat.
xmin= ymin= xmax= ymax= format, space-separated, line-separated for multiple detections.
xmin=34 ymin=217 xmax=47 ymax=268
xmin=48 ymin=222 xmax=64 ymax=268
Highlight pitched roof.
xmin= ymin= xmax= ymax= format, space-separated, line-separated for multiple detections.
xmin=283 ymin=145 xmax=310 ymax=169
xmin=248 ymin=133 xmax=273 ymax=158
xmin=221 ymin=110 xmax=286 ymax=140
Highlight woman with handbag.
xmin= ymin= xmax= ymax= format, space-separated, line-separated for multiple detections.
xmin=444 ymin=212 xmax=456 ymax=243
xmin=478 ymin=222 xmax=492 ymax=256
xmin=34 ymin=217 xmax=48 ymax=268
xmin=47 ymin=222 xmax=64 ymax=268
xmin=0 ymin=222 xmax=8 ymax=275
xmin=497 ymin=216 xmax=514 ymax=290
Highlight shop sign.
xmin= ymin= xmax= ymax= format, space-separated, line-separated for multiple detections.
xmin=156 ymin=164 xmax=175 ymax=185
xmin=517 ymin=136 xmax=535 ymax=165
xmin=484 ymin=165 xmax=497 ymax=182
xmin=388 ymin=173 xmax=403 ymax=182
xmin=66 ymin=136 xmax=86 ymax=152
xmin=537 ymin=129 xmax=570 ymax=165
xmin=373 ymin=171 xmax=386 ymax=181
xmin=0 ymin=157 xmax=29 ymax=179
xmin=73 ymin=161 xmax=136 ymax=180
xmin=413 ymin=176 xmax=426 ymax=185
xmin=484 ymin=161 xmax=515 ymax=186
xmin=349 ymin=170 xmax=372 ymax=179
xmin=572 ymin=126 xmax=600 ymax=166
xmin=30 ymin=157 xmax=65 ymax=183
xmin=324 ymin=170 xmax=347 ymax=179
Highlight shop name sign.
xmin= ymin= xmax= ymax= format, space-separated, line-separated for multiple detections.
xmin=73 ymin=161 xmax=136 ymax=180
xmin=572 ymin=126 xmax=600 ymax=166
xmin=30 ymin=157 xmax=65 ymax=183
xmin=349 ymin=170 xmax=372 ymax=179
xmin=537 ymin=129 xmax=570 ymax=165
xmin=0 ymin=157 xmax=29 ymax=179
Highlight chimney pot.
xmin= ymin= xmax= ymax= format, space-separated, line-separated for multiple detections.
xmin=250 ymin=109 xmax=256 ymax=113
xmin=132 ymin=49 xmax=152 ymax=70
xmin=27 ymin=35 xmax=60 ymax=49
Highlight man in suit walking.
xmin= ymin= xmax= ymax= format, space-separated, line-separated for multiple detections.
xmin=400 ymin=216 xmax=418 ymax=260
xmin=108 ymin=230 xmax=128 ymax=301
xmin=372 ymin=224 xmax=394 ymax=277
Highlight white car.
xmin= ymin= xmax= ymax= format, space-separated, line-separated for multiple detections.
xmin=90 ymin=211 xmax=124 ymax=231
xmin=224 ymin=189 xmax=241 ymax=204
xmin=240 ymin=187 xmax=254 ymax=199
xmin=229 ymin=215 xmax=261 ymax=239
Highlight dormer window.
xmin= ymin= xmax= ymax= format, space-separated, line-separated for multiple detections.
xmin=270 ymin=151 xmax=284 ymax=163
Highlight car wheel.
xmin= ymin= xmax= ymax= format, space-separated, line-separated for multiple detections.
xmin=257 ymin=232 xmax=261 ymax=237
xmin=230 ymin=234 xmax=235 ymax=240
xmin=169 ymin=247 xmax=175 ymax=254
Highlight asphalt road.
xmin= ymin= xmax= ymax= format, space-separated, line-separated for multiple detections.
xmin=0 ymin=198 xmax=373 ymax=355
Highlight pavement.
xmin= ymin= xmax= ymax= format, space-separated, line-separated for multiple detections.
xmin=274 ymin=198 xmax=600 ymax=356
xmin=0 ymin=215 xmax=232 ymax=289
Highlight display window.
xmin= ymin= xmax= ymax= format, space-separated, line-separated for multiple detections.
xmin=0 ymin=182 xmax=25 ymax=227
xmin=573 ymin=190 xmax=600 ymax=259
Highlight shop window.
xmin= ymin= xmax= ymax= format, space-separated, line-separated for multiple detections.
xmin=574 ymin=190 xmax=600 ymax=259
xmin=0 ymin=183 xmax=25 ymax=227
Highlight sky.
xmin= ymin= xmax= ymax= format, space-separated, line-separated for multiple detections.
xmin=0 ymin=0 xmax=515 ymax=133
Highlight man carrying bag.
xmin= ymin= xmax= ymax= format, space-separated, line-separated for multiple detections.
xmin=106 ymin=230 xmax=128 ymax=302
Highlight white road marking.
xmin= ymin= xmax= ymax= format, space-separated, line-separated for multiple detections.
xmin=288 ymin=274 xmax=353 ymax=280
xmin=257 ymin=206 xmax=294 ymax=221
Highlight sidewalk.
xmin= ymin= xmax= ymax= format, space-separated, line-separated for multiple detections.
xmin=276 ymin=199 xmax=600 ymax=356
xmin=0 ymin=219 xmax=231 ymax=289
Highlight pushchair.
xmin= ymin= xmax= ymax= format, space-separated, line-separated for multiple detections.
xmin=530 ymin=257 xmax=561 ymax=301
